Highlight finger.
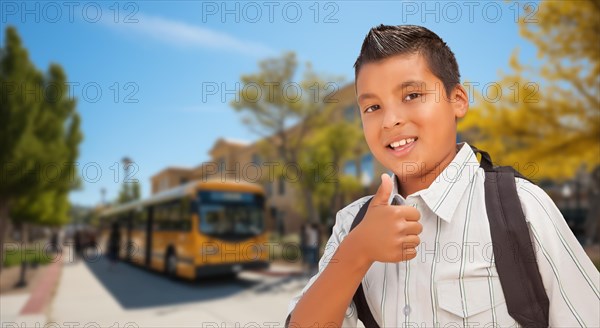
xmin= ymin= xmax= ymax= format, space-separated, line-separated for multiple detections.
xmin=371 ymin=173 xmax=393 ymax=206
xmin=403 ymin=221 xmax=423 ymax=235
xmin=402 ymin=235 xmax=421 ymax=250
xmin=401 ymin=206 xmax=421 ymax=221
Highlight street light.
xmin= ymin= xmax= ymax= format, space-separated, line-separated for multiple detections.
xmin=562 ymin=183 xmax=572 ymax=209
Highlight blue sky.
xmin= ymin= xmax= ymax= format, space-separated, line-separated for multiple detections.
xmin=1 ymin=1 xmax=537 ymax=206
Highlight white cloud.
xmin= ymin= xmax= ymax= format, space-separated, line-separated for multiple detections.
xmin=105 ymin=13 xmax=276 ymax=57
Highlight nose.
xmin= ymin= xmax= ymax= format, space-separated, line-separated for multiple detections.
xmin=381 ymin=106 xmax=405 ymax=129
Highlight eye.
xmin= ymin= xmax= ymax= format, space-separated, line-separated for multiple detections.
xmin=403 ymin=93 xmax=422 ymax=102
xmin=363 ymin=104 xmax=380 ymax=113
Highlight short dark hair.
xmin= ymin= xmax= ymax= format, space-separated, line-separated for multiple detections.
xmin=354 ymin=24 xmax=461 ymax=97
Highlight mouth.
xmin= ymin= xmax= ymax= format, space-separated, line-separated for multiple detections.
xmin=386 ymin=137 xmax=418 ymax=156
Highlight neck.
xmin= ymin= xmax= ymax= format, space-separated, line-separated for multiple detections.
xmin=396 ymin=146 xmax=459 ymax=198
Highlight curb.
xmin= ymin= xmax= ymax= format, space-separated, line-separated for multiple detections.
xmin=248 ymin=269 xmax=304 ymax=277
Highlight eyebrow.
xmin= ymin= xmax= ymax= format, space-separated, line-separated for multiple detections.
xmin=357 ymin=80 xmax=427 ymax=103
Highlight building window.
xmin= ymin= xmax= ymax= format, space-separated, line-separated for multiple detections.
xmin=180 ymin=177 xmax=188 ymax=185
xmin=252 ymin=153 xmax=262 ymax=165
xmin=278 ymin=176 xmax=285 ymax=195
xmin=344 ymin=105 xmax=357 ymax=122
xmin=343 ymin=160 xmax=357 ymax=177
xmin=160 ymin=176 xmax=169 ymax=191
xmin=360 ymin=154 xmax=374 ymax=183
xmin=217 ymin=156 xmax=225 ymax=171
xmin=277 ymin=210 xmax=285 ymax=235
xmin=266 ymin=181 xmax=273 ymax=196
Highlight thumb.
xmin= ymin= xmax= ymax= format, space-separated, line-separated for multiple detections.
xmin=371 ymin=173 xmax=393 ymax=206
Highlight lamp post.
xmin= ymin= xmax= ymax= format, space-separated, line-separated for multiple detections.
xmin=100 ymin=187 xmax=106 ymax=205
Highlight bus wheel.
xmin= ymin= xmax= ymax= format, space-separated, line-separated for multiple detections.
xmin=165 ymin=252 xmax=177 ymax=278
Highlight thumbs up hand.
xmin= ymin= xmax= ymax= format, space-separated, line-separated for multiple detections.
xmin=349 ymin=174 xmax=422 ymax=264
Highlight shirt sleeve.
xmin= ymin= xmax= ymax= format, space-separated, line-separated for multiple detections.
xmin=516 ymin=179 xmax=600 ymax=327
xmin=286 ymin=203 xmax=361 ymax=327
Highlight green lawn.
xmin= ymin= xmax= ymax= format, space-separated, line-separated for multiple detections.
xmin=2 ymin=248 xmax=54 ymax=267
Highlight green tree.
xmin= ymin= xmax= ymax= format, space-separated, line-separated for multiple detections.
xmin=0 ymin=26 xmax=82 ymax=272
xmin=232 ymin=52 xmax=345 ymax=223
xmin=116 ymin=157 xmax=141 ymax=204
xmin=459 ymin=0 xmax=600 ymax=180
xmin=116 ymin=181 xmax=141 ymax=204
xmin=296 ymin=121 xmax=363 ymax=223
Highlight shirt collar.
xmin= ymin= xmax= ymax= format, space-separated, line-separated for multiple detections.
xmin=390 ymin=142 xmax=480 ymax=223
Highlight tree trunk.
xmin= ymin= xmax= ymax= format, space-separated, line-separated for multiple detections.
xmin=0 ymin=198 xmax=12 ymax=276
xmin=16 ymin=222 xmax=28 ymax=287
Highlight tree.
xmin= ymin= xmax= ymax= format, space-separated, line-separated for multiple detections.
xmin=116 ymin=181 xmax=141 ymax=204
xmin=116 ymin=157 xmax=141 ymax=205
xmin=458 ymin=0 xmax=599 ymax=180
xmin=232 ymin=52 xmax=346 ymax=223
xmin=296 ymin=121 xmax=363 ymax=223
xmin=0 ymin=26 xmax=82 ymax=273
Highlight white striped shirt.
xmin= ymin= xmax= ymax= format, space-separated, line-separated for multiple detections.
xmin=287 ymin=142 xmax=600 ymax=327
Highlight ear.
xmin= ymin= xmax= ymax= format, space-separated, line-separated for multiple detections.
xmin=450 ymin=84 xmax=469 ymax=119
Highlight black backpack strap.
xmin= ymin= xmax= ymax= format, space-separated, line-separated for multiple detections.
xmin=474 ymin=146 xmax=550 ymax=327
xmin=349 ymin=197 xmax=381 ymax=328
xmin=285 ymin=197 xmax=379 ymax=328
xmin=471 ymin=145 xmax=530 ymax=181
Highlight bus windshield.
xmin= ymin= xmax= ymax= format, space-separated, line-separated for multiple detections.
xmin=197 ymin=191 xmax=265 ymax=240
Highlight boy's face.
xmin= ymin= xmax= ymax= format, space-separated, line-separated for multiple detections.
xmin=356 ymin=53 xmax=468 ymax=183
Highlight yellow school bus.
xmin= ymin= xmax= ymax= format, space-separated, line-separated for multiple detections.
xmin=99 ymin=179 xmax=270 ymax=279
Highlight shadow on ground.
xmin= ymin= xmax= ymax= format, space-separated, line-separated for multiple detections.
xmin=84 ymin=257 xmax=260 ymax=309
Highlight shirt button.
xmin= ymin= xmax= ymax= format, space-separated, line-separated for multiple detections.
xmin=403 ymin=305 xmax=411 ymax=316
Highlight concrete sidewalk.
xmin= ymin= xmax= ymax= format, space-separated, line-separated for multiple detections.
xmin=1 ymin=256 xmax=63 ymax=327
xmin=45 ymin=258 xmax=307 ymax=327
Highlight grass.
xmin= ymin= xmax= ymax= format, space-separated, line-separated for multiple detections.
xmin=2 ymin=248 xmax=54 ymax=268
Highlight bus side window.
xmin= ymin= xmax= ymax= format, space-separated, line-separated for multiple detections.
xmin=154 ymin=205 xmax=166 ymax=231
xmin=167 ymin=201 xmax=180 ymax=231
xmin=180 ymin=199 xmax=191 ymax=231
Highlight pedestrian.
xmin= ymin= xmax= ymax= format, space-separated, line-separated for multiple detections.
xmin=107 ymin=222 xmax=121 ymax=271
xmin=307 ymin=223 xmax=321 ymax=275
xmin=49 ymin=230 xmax=59 ymax=254
xmin=73 ymin=230 xmax=82 ymax=262
xmin=299 ymin=223 xmax=308 ymax=275
xmin=286 ymin=24 xmax=599 ymax=327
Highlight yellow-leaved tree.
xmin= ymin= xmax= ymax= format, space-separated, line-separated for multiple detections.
xmin=459 ymin=0 xmax=599 ymax=180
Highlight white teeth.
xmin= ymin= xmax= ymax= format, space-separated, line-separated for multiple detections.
xmin=389 ymin=138 xmax=415 ymax=149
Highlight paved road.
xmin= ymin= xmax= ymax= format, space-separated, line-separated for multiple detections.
xmin=48 ymin=257 xmax=309 ymax=327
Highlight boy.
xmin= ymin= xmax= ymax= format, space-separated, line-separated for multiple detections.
xmin=286 ymin=25 xmax=599 ymax=327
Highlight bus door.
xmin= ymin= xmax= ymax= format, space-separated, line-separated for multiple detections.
xmin=145 ymin=206 xmax=153 ymax=267
xmin=126 ymin=211 xmax=133 ymax=261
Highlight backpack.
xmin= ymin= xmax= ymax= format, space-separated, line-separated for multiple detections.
xmin=350 ymin=146 xmax=550 ymax=328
